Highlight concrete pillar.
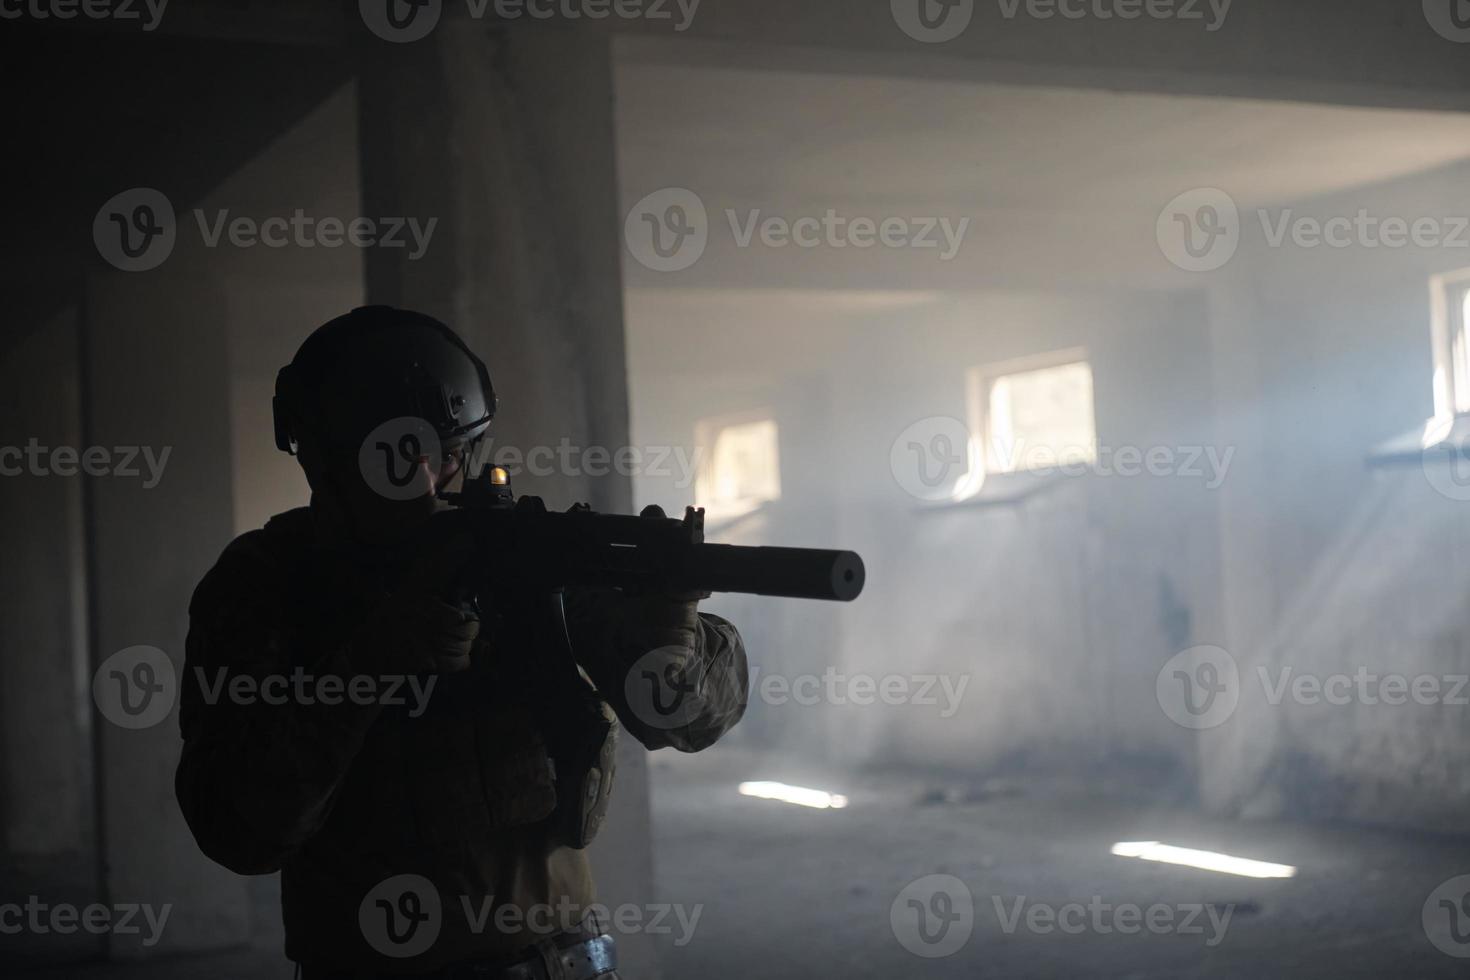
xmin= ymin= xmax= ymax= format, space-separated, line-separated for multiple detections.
xmin=357 ymin=25 xmax=659 ymax=977
xmin=82 ymin=269 xmax=253 ymax=957
xmin=1197 ymin=267 xmax=1282 ymax=814
xmin=0 ymin=306 xmax=100 ymax=966
xmin=357 ymin=25 xmax=633 ymax=513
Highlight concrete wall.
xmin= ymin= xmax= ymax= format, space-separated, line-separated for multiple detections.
xmin=62 ymin=79 xmax=371 ymax=965
xmin=626 ymin=286 xmax=1221 ymax=785
xmin=626 ymin=155 xmax=1470 ymax=832
xmin=1 ymin=36 xmax=360 ymax=968
xmin=1201 ymin=160 xmax=1470 ymax=832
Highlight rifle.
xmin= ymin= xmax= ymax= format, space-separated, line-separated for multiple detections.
xmin=437 ymin=463 xmax=863 ymax=850
xmin=439 ymin=466 xmax=865 ymax=602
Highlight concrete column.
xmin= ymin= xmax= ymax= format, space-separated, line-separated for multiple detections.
xmin=82 ymin=269 xmax=253 ymax=957
xmin=357 ymin=25 xmax=658 ymax=977
xmin=0 ymin=306 xmax=100 ymax=966
xmin=358 ymin=25 xmax=633 ymax=513
xmin=1197 ymin=267 xmax=1282 ymax=814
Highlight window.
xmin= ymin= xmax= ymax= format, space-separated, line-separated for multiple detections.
xmin=966 ymin=349 xmax=1098 ymax=476
xmin=1429 ymin=269 xmax=1470 ymax=425
xmin=695 ymin=415 xmax=782 ymax=519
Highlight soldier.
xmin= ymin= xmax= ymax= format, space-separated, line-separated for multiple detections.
xmin=176 ymin=306 xmax=748 ymax=978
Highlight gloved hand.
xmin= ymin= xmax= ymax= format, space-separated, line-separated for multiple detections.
xmin=360 ymin=511 xmax=482 ymax=676
xmin=364 ymin=593 xmax=480 ymax=676
xmin=621 ymin=505 xmax=711 ymax=655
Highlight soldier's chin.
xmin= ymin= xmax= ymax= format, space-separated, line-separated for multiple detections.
xmin=348 ymin=490 xmax=442 ymax=547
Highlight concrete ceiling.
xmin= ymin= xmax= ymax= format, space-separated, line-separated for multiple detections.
xmin=614 ymin=62 xmax=1470 ymax=290
xmin=617 ymin=64 xmax=1470 ymax=213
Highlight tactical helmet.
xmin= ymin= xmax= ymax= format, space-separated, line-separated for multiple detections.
xmin=273 ymin=306 xmax=496 ymax=457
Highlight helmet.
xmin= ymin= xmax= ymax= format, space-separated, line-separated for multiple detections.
xmin=273 ymin=306 xmax=497 ymax=457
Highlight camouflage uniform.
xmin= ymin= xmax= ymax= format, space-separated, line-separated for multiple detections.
xmin=176 ymin=505 xmax=748 ymax=975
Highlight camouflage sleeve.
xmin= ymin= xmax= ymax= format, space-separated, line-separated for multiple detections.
xmin=175 ymin=535 xmax=386 ymax=875
xmin=564 ymin=588 xmax=749 ymax=753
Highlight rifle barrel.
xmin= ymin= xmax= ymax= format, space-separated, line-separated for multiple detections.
xmin=685 ymin=544 xmax=865 ymax=601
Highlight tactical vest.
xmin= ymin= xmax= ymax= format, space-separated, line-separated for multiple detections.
xmin=248 ymin=508 xmax=617 ymax=854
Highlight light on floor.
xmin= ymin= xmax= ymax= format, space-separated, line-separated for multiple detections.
xmin=738 ymin=781 xmax=850 ymax=810
xmin=1111 ymin=841 xmax=1297 ymax=878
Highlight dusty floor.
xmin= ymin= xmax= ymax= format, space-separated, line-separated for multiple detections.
xmin=647 ymin=748 xmax=1470 ymax=979
xmin=18 ymin=748 xmax=1470 ymax=978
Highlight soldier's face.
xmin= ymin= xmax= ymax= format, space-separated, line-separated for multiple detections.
xmin=346 ymin=482 xmax=442 ymax=546
xmin=300 ymin=433 xmax=470 ymax=547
